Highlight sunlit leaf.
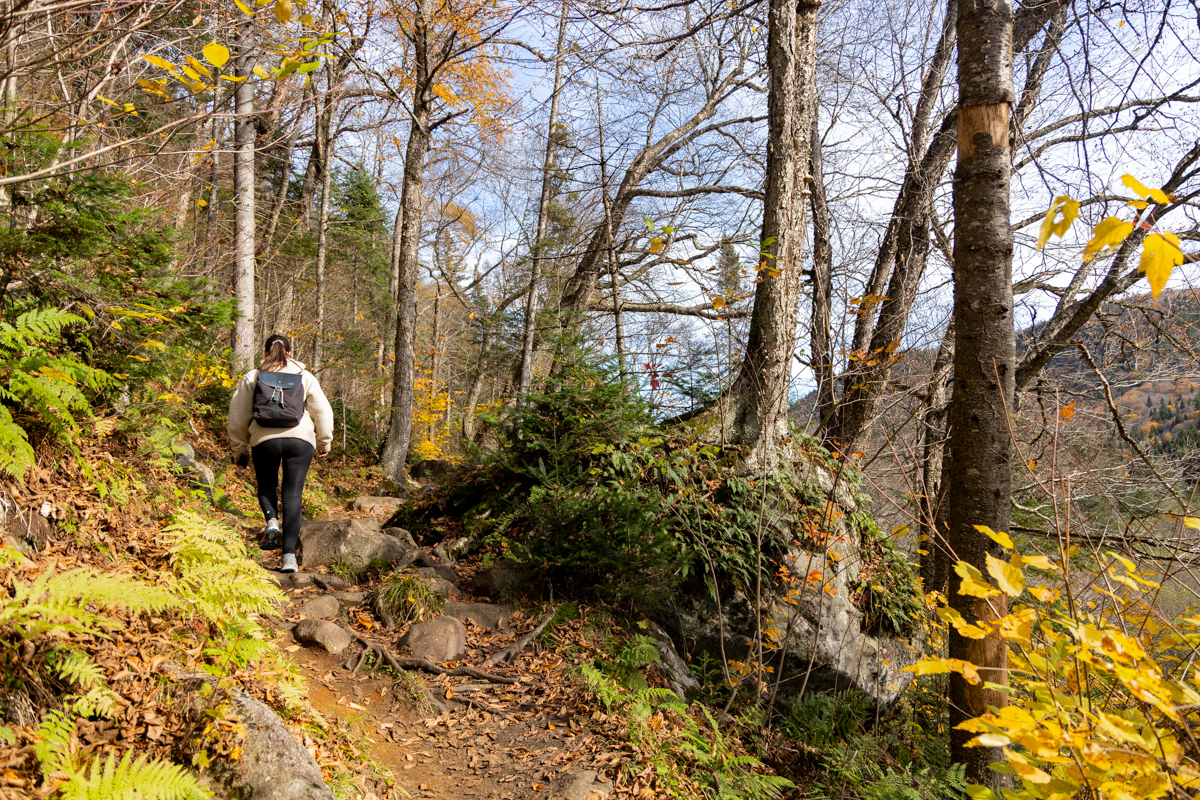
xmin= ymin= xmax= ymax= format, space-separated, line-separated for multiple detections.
xmin=275 ymin=0 xmax=293 ymax=24
xmin=1140 ymin=232 xmax=1184 ymax=299
xmin=1082 ymin=217 xmax=1134 ymax=261
xmin=975 ymin=524 xmax=1013 ymax=549
xmin=1122 ymin=173 xmax=1169 ymax=204
xmin=141 ymin=54 xmax=178 ymax=72
xmin=987 ymin=553 xmax=1025 ymax=597
xmin=955 ymin=561 xmax=1001 ymax=598
xmin=185 ymin=55 xmax=212 ymax=78
xmin=203 ymin=42 xmax=231 ymax=68
xmin=1036 ymin=195 xmax=1080 ymax=251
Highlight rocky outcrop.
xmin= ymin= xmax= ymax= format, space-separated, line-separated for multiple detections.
xmin=298 ymin=596 xmax=340 ymax=619
xmin=444 ymin=599 xmax=511 ymax=631
xmin=649 ymin=456 xmax=920 ymax=706
xmin=399 ymin=616 xmax=466 ymax=662
xmin=166 ymin=665 xmax=333 ymax=800
xmin=171 ymin=442 xmax=215 ymax=506
xmin=467 ymin=558 xmax=532 ymax=600
xmin=349 ymin=496 xmax=403 ymax=514
xmin=298 ymin=518 xmax=413 ymax=570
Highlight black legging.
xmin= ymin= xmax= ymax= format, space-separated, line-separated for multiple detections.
xmin=251 ymin=437 xmax=315 ymax=554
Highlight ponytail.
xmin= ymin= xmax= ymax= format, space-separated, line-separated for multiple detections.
xmin=260 ymin=334 xmax=290 ymax=372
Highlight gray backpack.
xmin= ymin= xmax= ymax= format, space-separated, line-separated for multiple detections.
xmin=252 ymin=372 xmax=306 ymax=427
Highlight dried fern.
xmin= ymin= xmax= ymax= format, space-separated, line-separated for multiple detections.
xmin=0 ymin=547 xmax=177 ymax=641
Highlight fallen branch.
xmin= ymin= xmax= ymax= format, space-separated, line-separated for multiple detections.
xmin=487 ymin=609 xmax=556 ymax=666
xmin=344 ymin=631 xmax=517 ymax=684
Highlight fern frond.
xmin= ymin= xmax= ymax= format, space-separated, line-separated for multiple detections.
xmin=33 ymin=709 xmax=76 ymax=776
xmin=59 ymin=749 xmax=211 ymax=800
xmin=69 ymin=686 xmax=117 ymax=719
xmin=0 ymin=405 xmax=34 ymax=477
xmin=51 ymin=648 xmax=106 ymax=689
xmin=0 ymin=556 xmax=177 ymax=640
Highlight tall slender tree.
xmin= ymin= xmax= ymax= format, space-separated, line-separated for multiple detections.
xmin=945 ymin=0 xmax=1015 ymax=785
xmin=231 ymin=17 xmax=258 ymax=370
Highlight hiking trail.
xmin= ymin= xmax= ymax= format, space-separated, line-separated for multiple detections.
xmin=255 ymin=504 xmax=631 ymax=800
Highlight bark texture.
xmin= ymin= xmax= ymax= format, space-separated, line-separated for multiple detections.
xmin=516 ymin=0 xmax=568 ymax=395
xmin=379 ymin=0 xmax=434 ymax=481
xmin=947 ymin=0 xmax=1015 ymax=785
xmin=808 ymin=114 xmax=834 ymax=431
xmin=717 ymin=0 xmax=819 ymax=461
xmin=231 ymin=20 xmax=257 ymax=371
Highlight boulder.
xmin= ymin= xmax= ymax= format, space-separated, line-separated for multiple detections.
xmin=551 ymin=770 xmax=613 ymax=800
xmin=416 ymin=564 xmax=459 ymax=587
xmin=298 ymin=519 xmax=413 ymax=570
xmin=349 ymin=496 xmax=403 ymax=514
xmin=312 ymin=574 xmax=350 ymax=590
xmin=648 ymin=455 xmax=920 ymax=706
xmin=399 ymin=616 xmax=466 ymax=662
xmin=293 ymin=619 xmax=353 ymax=655
xmin=171 ymin=442 xmax=215 ymax=506
xmin=642 ymin=620 xmax=701 ymax=701
xmin=382 ymin=527 xmax=418 ymax=548
xmin=408 ymin=459 xmax=457 ymax=485
xmin=467 ymin=558 xmax=532 ymax=599
xmin=298 ymin=596 xmax=340 ymax=619
xmin=443 ymin=600 xmax=511 ymax=632
xmin=167 ymin=666 xmax=333 ymax=800
xmin=327 ymin=591 xmax=366 ymax=605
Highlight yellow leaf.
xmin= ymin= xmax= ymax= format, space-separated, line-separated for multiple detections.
xmin=987 ymin=553 xmax=1026 ymax=597
xmin=301 ymin=12 xmax=314 ymax=24
xmin=975 ymin=524 xmax=1013 ymax=549
xmin=234 ymin=0 xmax=255 ymax=14
xmin=1122 ymin=173 xmax=1170 ymax=204
xmin=185 ymin=54 xmax=212 ymax=78
xmin=1036 ymin=195 xmax=1080 ymax=251
xmin=648 ymin=237 xmax=663 ymax=254
xmin=1029 ymin=584 xmax=1056 ymax=602
xmin=141 ymin=54 xmax=178 ymax=72
xmin=972 ymin=733 xmax=1011 ymax=747
xmin=1082 ymin=216 xmax=1134 ymax=261
xmin=954 ymin=561 xmax=1001 ymax=598
xmin=203 ymin=42 xmax=231 ymax=68
xmin=275 ymin=0 xmax=292 ymax=24
xmin=253 ymin=65 xmax=271 ymax=79
xmin=712 ymin=296 xmax=726 ymax=310
xmin=1140 ymin=232 xmax=1184 ymax=299
xmin=1185 ymin=517 xmax=1200 ymax=530
xmin=1020 ymin=554 xmax=1057 ymax=571
xmin=1059 ymin=401 xmax=1076 ymax=421
xmin=181 ymin=64 xmax=201 ymax=81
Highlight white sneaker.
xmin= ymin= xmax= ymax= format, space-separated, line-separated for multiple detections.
xmin=280 ymin=553 xmax=298 ymax=573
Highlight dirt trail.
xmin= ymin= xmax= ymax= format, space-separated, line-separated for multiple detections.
xmin=256 ymin=521 xmax=625 ymax=800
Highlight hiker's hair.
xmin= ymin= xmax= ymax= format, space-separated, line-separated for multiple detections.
xmin=260 ymin=334 xmax=290 ymax=372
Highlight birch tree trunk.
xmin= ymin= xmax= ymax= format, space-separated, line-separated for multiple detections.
xmin=516 ymin=0 xmax=569 ymax=395
xmin=946 ymin=0 xmax=1016 ymax=785
xmin=231 ymin=18 xmax=257 ymax=371
xmin=716 ymin=0 xmax=819 ymax=464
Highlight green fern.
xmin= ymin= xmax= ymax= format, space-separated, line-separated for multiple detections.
xmin=160 ymin=511 xmax=285 ymax=624
xmin=35 ymin=710 xmax=210 ymax=800
xmin=0 ymin=548 xmax=177 ymax=640
xmin=48 ymin=648 xmax=118 ymax=718
xmin=0 ymin=307 xmax=111 ymax=477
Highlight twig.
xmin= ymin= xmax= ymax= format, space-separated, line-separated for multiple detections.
xmin=344 ymin=631 xmax=517 ymax=683
xmin=487 ymin=610 xmax=556 ymax=666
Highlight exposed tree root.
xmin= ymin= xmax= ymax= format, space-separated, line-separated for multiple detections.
xmin=487 ymin=610 xmax=556 ymax=666
xmin=344 ymin=631 xmax=518 ymax=684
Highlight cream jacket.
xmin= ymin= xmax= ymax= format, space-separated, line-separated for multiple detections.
xmin=227 ymin=359 xmax=334 ymax=457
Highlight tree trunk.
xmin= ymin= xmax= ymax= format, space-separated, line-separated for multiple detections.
xmin=808 ymin=113 xmax=834 ymax=431
xmin=231 ymin=18 xmax=257 ymax=371
xmin=379 ymin=0 xmax=434 ymax=481
xmin=516 ymin=0 xmax=568 ymax=395
xmin=313 ymin=90 xmax=335 ymax=373
xmin=718 ymin=0 xmax=819 ymax=463
xmin=946 ymin=0 xmax=1015 ymax=785
xmin=918 ymin=326 xmax=953 ymax=594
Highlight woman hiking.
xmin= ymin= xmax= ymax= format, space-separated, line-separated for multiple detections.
xmin=227 ymin=334 xmax=333 ymax=573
